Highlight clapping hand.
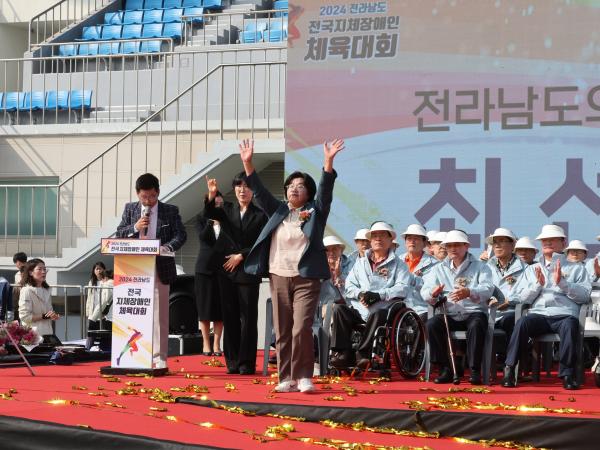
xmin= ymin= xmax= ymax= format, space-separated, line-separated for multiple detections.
xmin=535 ymin=265 xmax=545 ymax=286
xmin=553 ymin=258 xmax=562 ymax=285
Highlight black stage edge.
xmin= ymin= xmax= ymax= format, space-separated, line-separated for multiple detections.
xmin=0 ymin=415 xmax=229 ymax=450
xmin=100 ymin=366 xmax=169 ymax=376
xmin=177 ymin=398 xmax=598 ymax=450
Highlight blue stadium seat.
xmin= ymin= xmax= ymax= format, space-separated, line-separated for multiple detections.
xmin=142 ymin=23 xmax=164 ymax=38
xmin=4 ymin=92 xmax=25 ymax=112
xmin=58 ymin=44 xmax=77 ymax=57
xmin=269 ymin=20 xmax=288 ymax=31
xmin=244 ymin=21 xmax=268 ymax=32
xmin=101 ymin=24 xmax=123 ymax=40
xmin=202 ymin=0 xmax=223 ymax=10
xmin=69 ymin=90 xmax=93 ymax=110
xmin=45 ymin=91 xmax=69 ymax=110
xmin=182 ymin=0 xmax=202 ymax=7
xmin=162 ymin=8 xmax=183 ymax=23
xmin=274 ymin=0 xmax=288 ymax=17
xmin=123 ymin=10 xmax=143 ymax=24
xmin=240 ymin=30 xmax=262 ymax=43
xmin=122 ymin=24 xmax=143 ymax=39
xmin=164 ymin=0 xmax=182 ymax=7
xmin=144 ymin=0 xmax=164 ymax=9
xmin=121 ymin=41 xmax=141 ymax=54
xmin=142 ymin=9 xmax=164 ymax=23
xmin=104 ymin=11 xmax=124 ymax=25
xmin=81 ymin=26 xmax=102 ymax=40
xmin=98 ymin=41 xmax=121 ymax=55
xmin=140 ymin=40 xmax=163 ymax=53
xmin=78 ymin=43 xmax=99 ymax=55
xmin=162 ymin=22 xmax=183 ymax=39
xmin=22 ymin=92 xmax=46 ymax=111
xmin=125 ymin=0 xmax=145 ymax=9
xmin=263 ymin=29 xmax=287 ymax=42
xmin=183 ymin=7 xmax=204 ymax=22
xmin=0 ymin=93 xmax=3 ymax=110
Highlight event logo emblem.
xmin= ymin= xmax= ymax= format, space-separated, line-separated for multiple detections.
xmin=288 ymin=3 xmax=304 ymax=47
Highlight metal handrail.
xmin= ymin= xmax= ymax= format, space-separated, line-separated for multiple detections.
xmin=0 ymin=60 xmax=286 ymax=258
xmin=182 ymin=8 xmax=289 ymax=46
xmin=29 ymin=0 xmax=117 ymax=50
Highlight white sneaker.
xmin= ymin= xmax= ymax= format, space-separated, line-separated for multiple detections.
xmin=297 ymin=378 xmax=315 ymax=393
xmin=274 ymin=380 xmax=298 ymax=392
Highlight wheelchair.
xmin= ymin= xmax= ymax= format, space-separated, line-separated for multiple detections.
xmin=328 ymin=301 xmax=427 ymax=379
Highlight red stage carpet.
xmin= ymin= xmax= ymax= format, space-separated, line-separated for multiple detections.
xmin=0 ymin=354 xmax=599 ymax=449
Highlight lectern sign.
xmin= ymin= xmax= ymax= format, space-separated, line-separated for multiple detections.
xmin=101 ymin=238 xmax=159 ymax=370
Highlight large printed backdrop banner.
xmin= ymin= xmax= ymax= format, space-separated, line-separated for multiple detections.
xmin=285 ymin=0 xmax=600 ymax=253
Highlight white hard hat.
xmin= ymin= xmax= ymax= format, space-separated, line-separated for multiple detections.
xmin=536 ymin=224 xmax=566 ymax=240
xmin=366 ymin=221 xmax=397 ymax=240
xmin=485 ymin=227 xmax=517 ymax=245
xmin=353 ymin=228 xmax=369 ymax=241
xmin=514 ymin=236 xmax=538 ymax=252
xmin=431 ymin=231 xmax=447 ymax=244
xmin=441 ymin=230 xmax=470 ymax=245
xmin=565 ymin=239 xmax=588 ymax=253
xmin=426 ymin=230 xmax=439 ymax=242
xmin=323 ymin=235 xmax=346 ymax=251
xmin=401 ymin=224 xmax=428 ymax=238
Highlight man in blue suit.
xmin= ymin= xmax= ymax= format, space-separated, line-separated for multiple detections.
xmin=116 ymin=173 xmax=187 ymax=369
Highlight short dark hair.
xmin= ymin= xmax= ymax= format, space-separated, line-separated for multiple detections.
xmin=13 ymin=252 xmax=27 ymax=264
xmin=232 ymin=171 xmax=249 ymax=188
xmin=283 ymin=171 xmax=316 ymax=202
xmin=135 ymin=173 xmax=160 ymax=192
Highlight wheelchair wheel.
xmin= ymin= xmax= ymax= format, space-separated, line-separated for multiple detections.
xmin=391 ymin=308 xmax=426 ymax=378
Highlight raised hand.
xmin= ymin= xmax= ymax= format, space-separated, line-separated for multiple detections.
xmin=535 ymin=265 xmax=545 ymax=286
xmin=239 ymin=139 xmax=254 ymax=164
xmin=553 ymin=258 xmax=562 ymax=285
xmin=323 ymin=138 xmax=345 ymax=160
xmin=206 ymin=176 xmax=218 ymax=200
xmin=431 ymin=283 xmax=445 ymax=298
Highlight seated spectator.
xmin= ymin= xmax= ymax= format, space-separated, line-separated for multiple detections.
xmin=514 ymin=236 xmax=538 ymax=265
xmin=398 ymin=224 xmax=439 ymax=318
xmin=346 ymin=228 xmax=370 ymax=269
xmin=429 ymin=231 xmax=448 ymax=261
xmin=426 ymin=230 xmax=439 ymax=256
xmin=18 ymin=258 xmax=60 ymax=340
xmin=421 ymin=230 xmax=494 ymax=385
xmin=319 ymin=236 xmax=352 ymax=306
xmin=13 ymin=252 xmax=27 ymax=285
xmin=585 ymin=234 xmax=599 ymax=283
xmin=329 ymin=221 xmax=411 ymax=369
xmin=485 ymin=228 xmax=529 ymax=358
xmin=502 ymin=224 xmax=591 ymax=390
xmin=565 ymin=240 xmax=587 ymax=264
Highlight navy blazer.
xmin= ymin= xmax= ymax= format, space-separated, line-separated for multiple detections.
xmin=244 ymin=168 xmax=337 ymax=280
xmin=116 ymin=200 xmax=187 ymax=284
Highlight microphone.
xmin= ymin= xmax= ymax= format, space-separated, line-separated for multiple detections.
xmin=141 ymin=205 xmax=151 ymax=235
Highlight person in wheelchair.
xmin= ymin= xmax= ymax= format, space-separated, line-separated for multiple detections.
xmin=421 ymin=230 xmax=494 ymax=385
xmin=329 ymin=221 xmax=412 ymax=369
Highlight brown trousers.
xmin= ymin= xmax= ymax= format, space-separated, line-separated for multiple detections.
xmin=269 ymin=274 xmax=321 ymax=380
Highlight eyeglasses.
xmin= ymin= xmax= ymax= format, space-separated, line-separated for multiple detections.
xmin=34 ymin=267 xmax=49 ymax=273
xmin=286 ymin=184 xmax=307 ymax=191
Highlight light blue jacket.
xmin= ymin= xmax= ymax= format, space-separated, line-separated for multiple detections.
xmin=585 ymin=253 xmax=599 ymax=283
xmin=398 ymin=251 xmax=439 ymax=315
xmin=319 ymin=254 xmax=353 ymax=305
xmin=516 ymin=253 xmax=591 ymax=318
xmin=344 ymin=249 xmax=411 ymax=321
xmin=486 ymin=255 xmax=529 ymax=321
xmin=421 ymin=252 xmax=494 ymax=320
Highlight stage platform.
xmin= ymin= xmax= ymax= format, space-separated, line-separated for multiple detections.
xmin=0 ymin=354 xmax=598 ymax=450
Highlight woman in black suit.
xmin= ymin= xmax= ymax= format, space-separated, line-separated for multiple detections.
xmin=194 ymin=192 xmax=224 ymax=356
xmin=204 ymin=172 xmax=268 ymax=375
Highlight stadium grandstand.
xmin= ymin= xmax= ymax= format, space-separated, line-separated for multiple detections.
xmin=0 ymin=1 xmax=287 ymax=321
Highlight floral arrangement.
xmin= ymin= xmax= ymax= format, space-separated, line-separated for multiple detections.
xmin=454 ymin=277 xmax=470 ymax=287
xmin=0 ymin=322 xmax=43 ymax=355
xmin=298 ymin=208 xmax=314 ymax=222
xmin=505 ymin=275 xmax=516 ymax=285
xmin=376 ymin=267 xmax=389 ymax=279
